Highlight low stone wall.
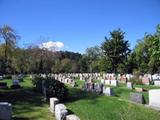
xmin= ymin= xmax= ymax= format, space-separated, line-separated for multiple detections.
xmin=49 ymin=97 xmax=80 ymax=120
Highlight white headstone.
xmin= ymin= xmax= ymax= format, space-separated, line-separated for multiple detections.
xmin=0 ymin=76 xmax=3 ymax=80
xmin=105 ymin=80 xmax=110 ymax=85
xmin=103 ymin=87 xmax=114 ymax=96
xmin=154 ymin=81 xmax=160 ymax=86
xmin=101 ymin=79 xmax=105 ymax=84
xmin=0 ymin=102 xmax=12 ymax=120
xmin=110 ymin=80 xmax=118 ymax=86
xmin=50 ymin=98 xmax=59 ymax=113
xmin=149 ymin=89 xmax=160 ymax=108
xmin=127 ymin=82 xmax=133 ymax=89
xmin=66 ymin=114 xmax=80 ymax=120
xmin=55 ymin=104 xmax=68 ymax=120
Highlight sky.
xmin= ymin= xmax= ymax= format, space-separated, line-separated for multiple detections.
xmin=0 ymin=0 xmax=160 ymax=53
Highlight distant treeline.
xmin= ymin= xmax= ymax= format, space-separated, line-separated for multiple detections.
xmin=0 ymin=24 xmax=160 ymax=74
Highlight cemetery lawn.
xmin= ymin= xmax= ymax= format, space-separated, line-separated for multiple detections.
xmin=0 ymin=78 xmax=160 ymax=120
xmin=66 ymin=87 xmax=160 ymax=120
xmin=0 ymin=77 xmax=55 ymax=120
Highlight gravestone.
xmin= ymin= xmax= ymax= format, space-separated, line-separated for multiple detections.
xmin=11 ymin=79 xmax=21 ymax=89
xmin=0 ymin=76 xmax=3 ymax=80
xmin=135 ymin=87 xmax=143 ymax=92
xmin=66 ymin=114 xmax=80 ymax=120
xmin=127 ymin=82 xmax=133 ymax=89
xmin=154 ymin=81 xmax=160 ymax=86
xmin=50 ymin=97 xmax=59 ymax=113
xmin=105 ymin=80 xmax=110 ymax=85
xmin=101 ymin=79 xmax=105 ymax=84
xmin=13 ymin=80 xmax=20 ymax=85
xmin=103 ymin=87 xmax=114 ymax=96
xmin=110 ymin=80 xmax=118 ymax=86
xmin=55 ymin=104 xmax=68 ymax=120
xmin=94 ymin=83 xmax=103 ymax=94
xmin=149 ymin=89 xmax=160 ymax=108
xmin=0 ymin=102 xmax=12 ymax=120
xmin=142 ymin=75 xmax=150 ymax=85
xmin=0 ymin=82 xmax=8 ymax=89
xmin=130 ymin=93 xmax=145 ymax=104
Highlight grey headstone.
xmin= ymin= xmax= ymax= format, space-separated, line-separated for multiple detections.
xmin=12 ymin=80 xmax=20 ymax=85
xmin=154 ymin=81 xmax=160 ymax=86
xmin=0 ymin=102 xmax=12 ymax=120
xmin=130 ymin=93 xmax=145 ymax=104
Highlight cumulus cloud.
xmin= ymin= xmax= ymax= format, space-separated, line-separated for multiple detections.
xmin=40 ymin=41 xmax=64 ymax=51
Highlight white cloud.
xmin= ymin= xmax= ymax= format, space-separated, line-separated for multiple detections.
xmin=40 ymin=41 xmax=64 ymax=50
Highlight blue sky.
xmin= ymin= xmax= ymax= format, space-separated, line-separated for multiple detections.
xmin=0 ymin=0 xmax=160 ymax=53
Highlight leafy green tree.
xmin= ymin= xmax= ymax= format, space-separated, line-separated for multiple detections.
xmin=101 ymin=29 xmax=131 ymax=74
xmin=0 ymin=25 xmax=19 ymax=74
xmin=85 ymin=46 xmax=102 ymax=72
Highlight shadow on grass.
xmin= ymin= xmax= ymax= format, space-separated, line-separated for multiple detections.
xmin=13 ymin=117 xmax=30 ymax=120
xmin=64 ymin=87 xmax=102 ymax=104
xmin=0 ymin=87 xmax=47 ymax=119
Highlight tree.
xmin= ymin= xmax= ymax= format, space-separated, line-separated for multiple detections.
xmin=134 ymin=24 xmax=160 ymax=74
xmin=85 ymin=46 xmax=102 ymax=72
xmin=101 ymin=29 xmax=131 ymax=74
xmin=0 ymin=25 xmax=19 ymax=74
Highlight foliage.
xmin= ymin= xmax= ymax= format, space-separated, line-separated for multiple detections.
xmin=32 ymin=75 xmax=68 ymax=101
xmin=0 ymin=24 xmax=160 ymax=74
xmin=101 ymin=29 xmax=131 ymax=73
xmin=134 ymin=25 xmax=160 ymax=74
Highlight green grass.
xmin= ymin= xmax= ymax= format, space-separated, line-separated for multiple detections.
xmin=75 ymin=79 xmax=85 ymax=88
xmin=0 ymin=77 xmax=55 ymax=120
xmin=1 ymin=78 xmax=160 ymax=120
xmin=66 ymin=87 xmax=160 ymax=120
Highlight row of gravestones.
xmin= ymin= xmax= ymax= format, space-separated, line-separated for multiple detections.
xmin=0 ymin=76 xmax=22 ymax=89
xmin=51 ymin=73 xmax=160 ymax=106
xmin=49 ymin=98 xmax=80 ymax=120
xmin=0 ymin=98 xmax=81 ymax=120
xmin=0 ymin=75 xmax=24 ymax=120
xmin=82 ymin=81 xmax=160 ymax=110
xmin=44 ymin=73 xmax=160 ymax=86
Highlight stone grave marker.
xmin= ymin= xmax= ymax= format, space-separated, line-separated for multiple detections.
xmin=127 ymin=82 xmax=133 ymax=89
xmin=103 ymin=87 xmax=114 ymax=96
xmin=135 ymin=87 xmax=144 ymax=92
xmin=130 ymin=93 xmax=145 ymax=104
xmin=0 ymin=102 xmax=12 ymax=120
xmin=55 ymin=104 xmax=68 ymax=120
xmin=0 ymin=76 xmax=3 ymax=80
xmin=149 ymin=89 xmax=160 ymax=108
xmin=12 ymin=79 xmax=20 ymax=85
xmin=50 ymin=97 xmax=59 ymax=113
xmin=66 ymin=114 xmax=80 ymax=120
xmin=154 ymin=81 xmax=160 ymax=86
xmin=110 ymin=80 xmax=118 ymax=86
xmin=105 ymin=80 xmax=110 ymax=85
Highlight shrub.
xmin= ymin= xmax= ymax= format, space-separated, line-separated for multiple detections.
xmin=32 ymin=75 xmax=68 ymax=101
xmin=32 ymin=75 xmax=44 ymax=92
